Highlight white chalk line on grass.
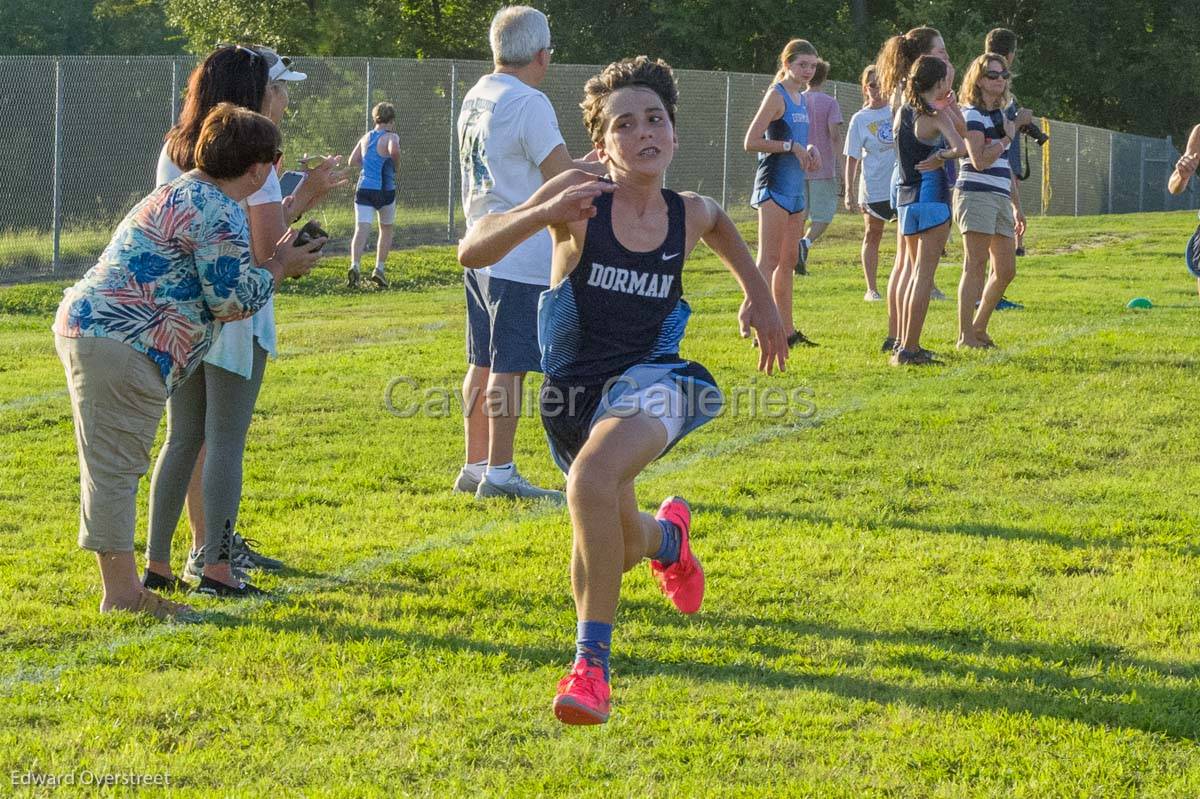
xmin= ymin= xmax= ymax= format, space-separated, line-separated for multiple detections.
xmin=0 ymin=315 xmax=1134 ymax=694
xmin=0 ymin=389 xmax=67 ymax=415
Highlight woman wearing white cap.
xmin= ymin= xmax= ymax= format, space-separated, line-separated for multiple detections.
xmin=144 ymin=44 xmax=347 ymax=597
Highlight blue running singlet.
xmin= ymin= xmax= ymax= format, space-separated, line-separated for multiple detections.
xmin=537 ymin=189 xmax=722 ymax=472
xmin=751 ymin=84 xmax=810 ymax=214
xmin=357 ymin=129 xmax=396 ymax=192
xmin=895 ymin=105 xmax=951 ymax=235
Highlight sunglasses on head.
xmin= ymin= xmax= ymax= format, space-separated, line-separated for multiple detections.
xmin=984 ymin=69 xmax=1011 ymax=80
xmin=217 ymin=43 xmax=262 ymax=64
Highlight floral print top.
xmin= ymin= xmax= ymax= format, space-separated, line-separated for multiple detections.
xmin=53 ymin=174 xmax=274 ymax=394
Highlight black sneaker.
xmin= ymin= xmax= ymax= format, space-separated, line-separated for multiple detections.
xmin=795 ymin=238 xmax=810 ymax=275
xmin=881 ymin=336 xmax=897 ymax=353
xmin=787 ymin=331 xmax=818 ymax=348
xmin=890 ymin=348 xmax=942 ymax=366
xmin=194 ymin=575 xmax=267 ymax=598
xmin=142 ymin=569 xmax=186 ymax=593
xmin=232 ymin=532 xmax=285 ymax=571
xmin=370 ymin=268 xmax=389 ymax=289
xmin=346 ymin=267 xmax=360 ymax=288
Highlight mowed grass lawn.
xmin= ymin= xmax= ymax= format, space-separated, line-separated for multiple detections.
xmin=2 ymin=210 xmax=1200 ymax=797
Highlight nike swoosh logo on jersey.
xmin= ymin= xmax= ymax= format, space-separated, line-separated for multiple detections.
xmin=662 ymin=252 xmax=680 ymax=261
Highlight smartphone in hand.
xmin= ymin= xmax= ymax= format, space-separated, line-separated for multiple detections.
xmin=279 ymin=170 xmax=306 ymax=198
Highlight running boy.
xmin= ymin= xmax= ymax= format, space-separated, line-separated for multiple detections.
xmin=458 ymin=56 xmax=787 ymax=725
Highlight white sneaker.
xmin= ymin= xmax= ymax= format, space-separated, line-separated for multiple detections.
xmin=475 ymin=469 xmax=564 ymax=503
xmin=864 ymin=289 xmax=882 ymax=302
xmin=453 ymin=466 xmax=481 ymax=494
xmin=183 ymin=547 xmax=249 ymax=584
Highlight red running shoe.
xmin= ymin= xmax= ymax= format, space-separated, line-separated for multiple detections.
xmin=553 ymin=659 xmax=611 ymax=725
xmin=650 ymin=496 xmax=705 ymax=614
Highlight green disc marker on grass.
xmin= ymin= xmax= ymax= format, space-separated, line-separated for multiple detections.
xmin=1126 ymin=297 xmax=1153 ymax=309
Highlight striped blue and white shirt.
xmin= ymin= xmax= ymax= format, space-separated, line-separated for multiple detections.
xmin=956 ymin=105 xmax=1012 ymax=197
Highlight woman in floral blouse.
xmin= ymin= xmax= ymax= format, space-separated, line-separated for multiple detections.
xmin=53 ymin=103 xmax=325 ymax=620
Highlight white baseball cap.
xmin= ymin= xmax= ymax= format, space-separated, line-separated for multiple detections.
xmin=257 ymin=46 xmax=306 ymax=82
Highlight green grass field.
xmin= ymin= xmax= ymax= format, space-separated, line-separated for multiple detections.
xmin=2 ymin=210 xmax=1200 ymax=796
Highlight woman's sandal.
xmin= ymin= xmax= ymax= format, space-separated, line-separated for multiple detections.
xmin=131 ymin=591 xmax=201 ymax=623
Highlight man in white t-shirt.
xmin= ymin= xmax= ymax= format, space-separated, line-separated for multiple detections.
xmin=453 ymin=6 xmax=585 ymax=501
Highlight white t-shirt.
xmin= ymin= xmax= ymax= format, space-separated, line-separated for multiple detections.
xmin=457 ymin=73 xmax=565 ymax=286
xmin=156 ymin=142 xmax=279 ymax=379
xmin=843 ymin=105 xmax=897 ymax=205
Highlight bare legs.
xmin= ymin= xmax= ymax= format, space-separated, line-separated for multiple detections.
xmin=958 ymin=231 xmax=992 ymax=347
xmin=351 ymin=221 xmax=394 ymax=274
xmin=375 ymin=223 xmax=394 ymax=272
xmin=898 ymin=222 xmax=951 ymax=354
xmin=566 ymin=413 xmax=668 ymax=624
xmin=886 ymin=226 xmax=909 ymax=342
xmin=462 ymin=364 xmax=490 ymax=465
xmin=486 ymin=371 xmax=526 ymax=467
xmin=350 ymin=222 xmax=371 ymax=269
xmin=974 ymin=234 xmax=1016 ymax=343
xmin=860 ymin=212 xmax=885 ymax=296
xmin=755 ymin=202 xmax=806 ymax=337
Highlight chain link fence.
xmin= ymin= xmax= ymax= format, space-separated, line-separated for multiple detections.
xmin=2 ymin=55 xmax=1197 ymax=283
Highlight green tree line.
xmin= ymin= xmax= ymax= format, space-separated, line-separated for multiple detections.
xmin=3 ymin=0 xmax=1197 ymax=142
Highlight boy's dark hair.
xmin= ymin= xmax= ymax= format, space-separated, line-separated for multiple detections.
xmin=985 ymin=28 xmax=1018 ymax=57
xmin=811 ymin=59 xmax=830 ymax=86
xmin=194 ymin=103 xmax=281 ymax=180
xmin=581 ymin=56 xmax=678 ymax=143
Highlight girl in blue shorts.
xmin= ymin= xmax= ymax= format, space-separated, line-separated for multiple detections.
xmin=743 ymin=39 xmax=823 ymax=348
xmin=891 ymin=55 xmax=965 ymax=365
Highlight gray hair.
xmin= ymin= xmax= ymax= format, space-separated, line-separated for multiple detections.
xmin=489 ymin=6 xmax=551 ymax=67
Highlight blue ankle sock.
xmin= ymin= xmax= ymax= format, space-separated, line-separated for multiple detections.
xmin=575 ymin=620 xmax=612 ymax=681
xmin=653 ymin=518 xmax=681 ymax=565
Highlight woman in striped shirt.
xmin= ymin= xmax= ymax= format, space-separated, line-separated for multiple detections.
xmin=953 ymin=53 xmax=1022 ymax=349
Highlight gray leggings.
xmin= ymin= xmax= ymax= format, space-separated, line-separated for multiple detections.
xmin=146 ymin=344 xmax=268 ymax=567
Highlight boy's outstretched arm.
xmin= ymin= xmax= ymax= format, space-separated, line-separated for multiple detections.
xmin=457 ymin=171 xmax=614 ymax=268
xmin=693 ymin=195 xmax=788 ymax=374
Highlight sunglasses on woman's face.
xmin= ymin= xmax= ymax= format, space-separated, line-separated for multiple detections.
xmin=984 ymin=69 xmax=1011 ymax=80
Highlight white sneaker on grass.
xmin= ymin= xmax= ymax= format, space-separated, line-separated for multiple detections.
xmin=453 ymin=466 xmax=481 ymax=494
xmin=183 ymin=547 xmax=249 ymax=584
xmin=475 ymin=469 xmax=564 ymax=503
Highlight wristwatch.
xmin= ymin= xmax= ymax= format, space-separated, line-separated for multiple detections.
xmin=782 ymin=140 xmax=793 ymax=153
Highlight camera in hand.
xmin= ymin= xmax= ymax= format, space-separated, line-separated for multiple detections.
xmin=1020 ymin=122 xmax=1049 ymax=147
xmin=293 ymin=219 xmax=328 ymax=251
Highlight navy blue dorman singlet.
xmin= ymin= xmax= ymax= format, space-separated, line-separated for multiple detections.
xmin=538 ymin=189 xmax=691 ymax=386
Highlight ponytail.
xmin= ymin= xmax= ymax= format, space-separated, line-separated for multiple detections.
xmin=774 ymin=38 xmax=818 ymax=84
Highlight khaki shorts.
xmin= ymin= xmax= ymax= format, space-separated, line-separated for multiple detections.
xmin=805 ymin=178 xmax=838 ymax=224
xmin=56 ymin=335 xmax=166 ymax=553
xmin=953 ymin=190 xmax=1015 ymax=238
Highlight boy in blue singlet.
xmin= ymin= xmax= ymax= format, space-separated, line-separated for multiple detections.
xmin=459 ymin=56 xmax=788 ymax=725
